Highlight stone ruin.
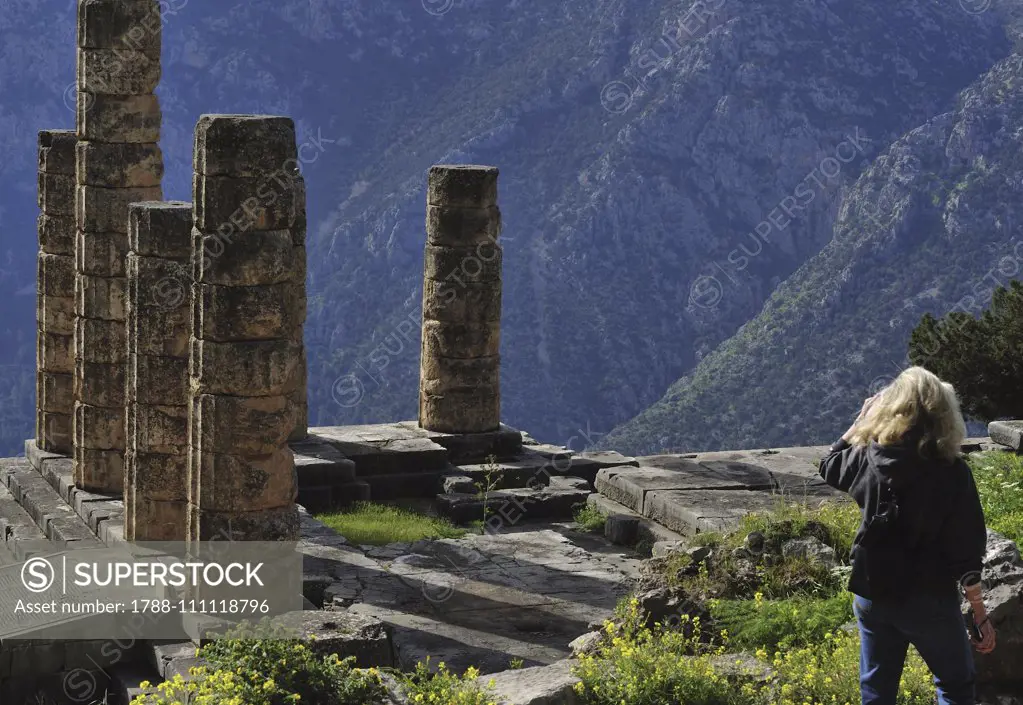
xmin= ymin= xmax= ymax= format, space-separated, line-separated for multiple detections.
xmin=4 ymin=2 xmax=1023 ymax=703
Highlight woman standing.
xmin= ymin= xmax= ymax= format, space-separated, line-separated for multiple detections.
xmin=818 ymin=366 xmax=996 ymax=705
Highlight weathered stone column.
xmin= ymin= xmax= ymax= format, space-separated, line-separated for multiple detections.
xmin=36 ymin=131 xmax=78 ymax=454
xmin=74 ymin=0 xmax=163 ymax=492
xmin=419 ymin=165 xmax=503 ymax=433
xmin=188 ymin=115 xmax=305 ymax=542
xmin=125 ymin=202 xmax=192 ymax=541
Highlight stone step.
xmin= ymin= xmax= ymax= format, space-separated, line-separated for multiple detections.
xmin=434 ymin=484 xmax=590 ymax=525
xmin=0 ymin=457 xmax=102 ymax=547
xmin=585 ymin=493 xmax=687 ymax=546
xmin=0 ymin=479 xmax=51 ymax=561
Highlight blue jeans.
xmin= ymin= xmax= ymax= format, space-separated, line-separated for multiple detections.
xmin=854 ymin=592 xmax=976 ymax=705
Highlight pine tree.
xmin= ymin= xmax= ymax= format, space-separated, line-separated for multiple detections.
xmin=908 ymin=280 xmax=1023 ymax=420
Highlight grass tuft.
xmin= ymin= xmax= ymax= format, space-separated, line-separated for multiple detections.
xmin=316 ymin=502 xmax=469 ymax=546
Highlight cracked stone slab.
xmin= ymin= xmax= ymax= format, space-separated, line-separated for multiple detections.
xmin=643 ymin=488 xmax=819 ymax=535
xmin=304 ymin=526 xmax=635 ymax=677
xmin=311 ymin=426 xmax=450 ymax=475
xmin=595 ymin=460 xmax=774 ymax=513
xmin=400 ymin=421 xmax=524 ymax=463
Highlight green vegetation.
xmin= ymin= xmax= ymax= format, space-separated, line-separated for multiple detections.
xmin=316 ymin=502 xmax=468 ymax=546
xmin=910 ymin=280 xmax=1023 ymax=420
xmin=573 ymin=503 xmax=608 ymax=532
xmin=401 ymin=660 xmax=499 ymax=705
xmin=968 ymin=451 xmax=1023 ymax=542
xmin=707 ymin=592 xmax=854 ymax=652
xmin=130 ymin=626 xmax=386 ymax=705
xmin=573 ymin=596 xmax=937 ymax=705
xmin=663 ymin=501 xmax=859 ymax=601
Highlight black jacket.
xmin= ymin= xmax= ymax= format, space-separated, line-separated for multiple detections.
xmin=818 ymin=436 xmax=987 ymax=599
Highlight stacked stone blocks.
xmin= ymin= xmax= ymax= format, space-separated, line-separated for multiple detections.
xmin=187 ymin=115 xmax=306 ymax=541
xmin=419 ymin=166 xmax=503 ymax=434
xmin=74 ymin=0 xmax=163 ymax=493
xmin=37 ymin=131 xmax=78 ymax=454
xmin=125 ymin=202 xmax=192 ymax=541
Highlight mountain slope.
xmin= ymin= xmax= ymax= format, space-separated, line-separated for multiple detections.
xmin=304 ymin=0 xmax=1010 ymax=448
xmin=601 ymin=53 xmax=1023 ymax=454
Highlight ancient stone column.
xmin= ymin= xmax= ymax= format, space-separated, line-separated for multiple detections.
xmin=419 ymin=165 xmax=503 ymax=433
xmin=125 ymin=202 xmax=192 ymax=541
xmin=74 ymin=0 xmax=163 ymax=493
xmin=188 ymin=115 xmax=305 ymax=542
xmin=36 ymin=131 xmax=78 ymax=454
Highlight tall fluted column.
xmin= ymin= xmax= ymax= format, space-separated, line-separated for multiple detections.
xmin=36 ymin=131 xmax=78 ymax=454
xmin=187 ymin=115 xmax=304 ymax=542
xmin=74 ymin=0 xmax=163 ymax=492
xmin=126 ymin=202 xmax=192 ymax=541
xmin=419 ymin=165 xmax=503 ymax=433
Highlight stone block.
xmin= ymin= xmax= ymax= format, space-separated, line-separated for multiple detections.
xmin=77 ymin=141 xmax=163 ymax=188
xmin=132 ymin=499 xmax=188 ymax=540
xmin=41 ymin=295 xmax=75 ymax=336
xmin=74 ymin=360 xmax=125 ymax=407
xmin=193 ymin=173 xmax=298 ymax=234
xmin=423 ymin=242 xmax=502 ymax=284
xmin=127 ymin=263 xmax=190 ymax=357
xmin=77 ymin=47 xmax=161 ymax=95
xmin=38 ymin=412 xmax=73 ymax=453
xmin=189 ymin=504 xmax=299 ymax=542
xmin=78 ymin=92 xmax=161 ymax=143
xmin=197 ymin=229 xmax=299 ymax=285
xmin=487 ymin=660 xmax=581 ymax=705
xmin=269 ymin=610 xmax=393 ymax=669
xmin=426 ymin=205 xmax=501 ymax=247
xmin=38 ymin=130 xmax=78 ymax=175
xmin=40 ymin=332 xmax=73 ymax=374
xmin=422 ymin=278 xmax=501 ymax=324
xmin=128 ymin=355 xmax=188 ymax=405
xmin=196 ymin=282 xmax=305 ymax=342
xmin=133 ymin=404 xmax=188 ymax=454
xmin=192 ymin=394 xmax=296 ymax=456
xmin=604 ymin=514 xmax=639 ymax=545
xmin=39 ymin=372 xmax=73 ymax=413
xmin=989 ymin=420 xmax=1023 ymax=452
xmin=421 ymin=319 xmax=500 ymax=359
xmin=38 ymin=214 xmax=76 ymax=255
xmin=191 ymin=339 xmax=303 ymax=397
xmin=38 ymin=173 xmax=76 ymax=214
xmin=75 ymin=446 xmax=124 ymax=493
xmin=128 ymin=201 xmax=192 ymax=260
xmin=194 ymin=449 xmax=298 ymax=512
xmin=132 ymin=452 xmax=188 ymax=502
xmin=75 ymin=315 xmax=127 ymax=363
xmin=427 ymin=165 xmax=498 ymax=208
xmin=420 ymin=375 xmax=499 ymax=398
xmin=77 ymin=0 xmax=162 ymax=57
xmin=419 ymin=387 xmax=500 ymax=435
xmin=39 ymin=253 xmax=75 ymax=298
xmin=194 ymin=115 xmax=297 ymax=177
xmin=76 ymin=185 xmax=162 ymax=234
xmin=74 ymin=403 xmax=125 ymax=450
xmin=76 ymin=273 xmax=127 ymax=320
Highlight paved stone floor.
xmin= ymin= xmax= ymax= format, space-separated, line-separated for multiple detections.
xmin=298 ymin=514 xmax=641 ymax=674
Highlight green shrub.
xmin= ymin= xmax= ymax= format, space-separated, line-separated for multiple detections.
xmin=763 ymin=629 xmax=935 ymax=705
xmin=707 ymin=592 xmax=854 ymax=652
xmin=574 ymin=596 xmax=752 ymax=705
xmin=131 ymin=628 xmax=385 ymax=705
xmin=400 ymin=660 xmax=499 ymax=705
xmin=969 ymin=451 xmax=1023 ymax=543
xmin=573 ymin=503 xmax=607 ymax=532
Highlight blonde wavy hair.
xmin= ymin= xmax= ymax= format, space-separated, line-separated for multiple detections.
xmin=847 ymin=366 xmax=966 ymax=464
